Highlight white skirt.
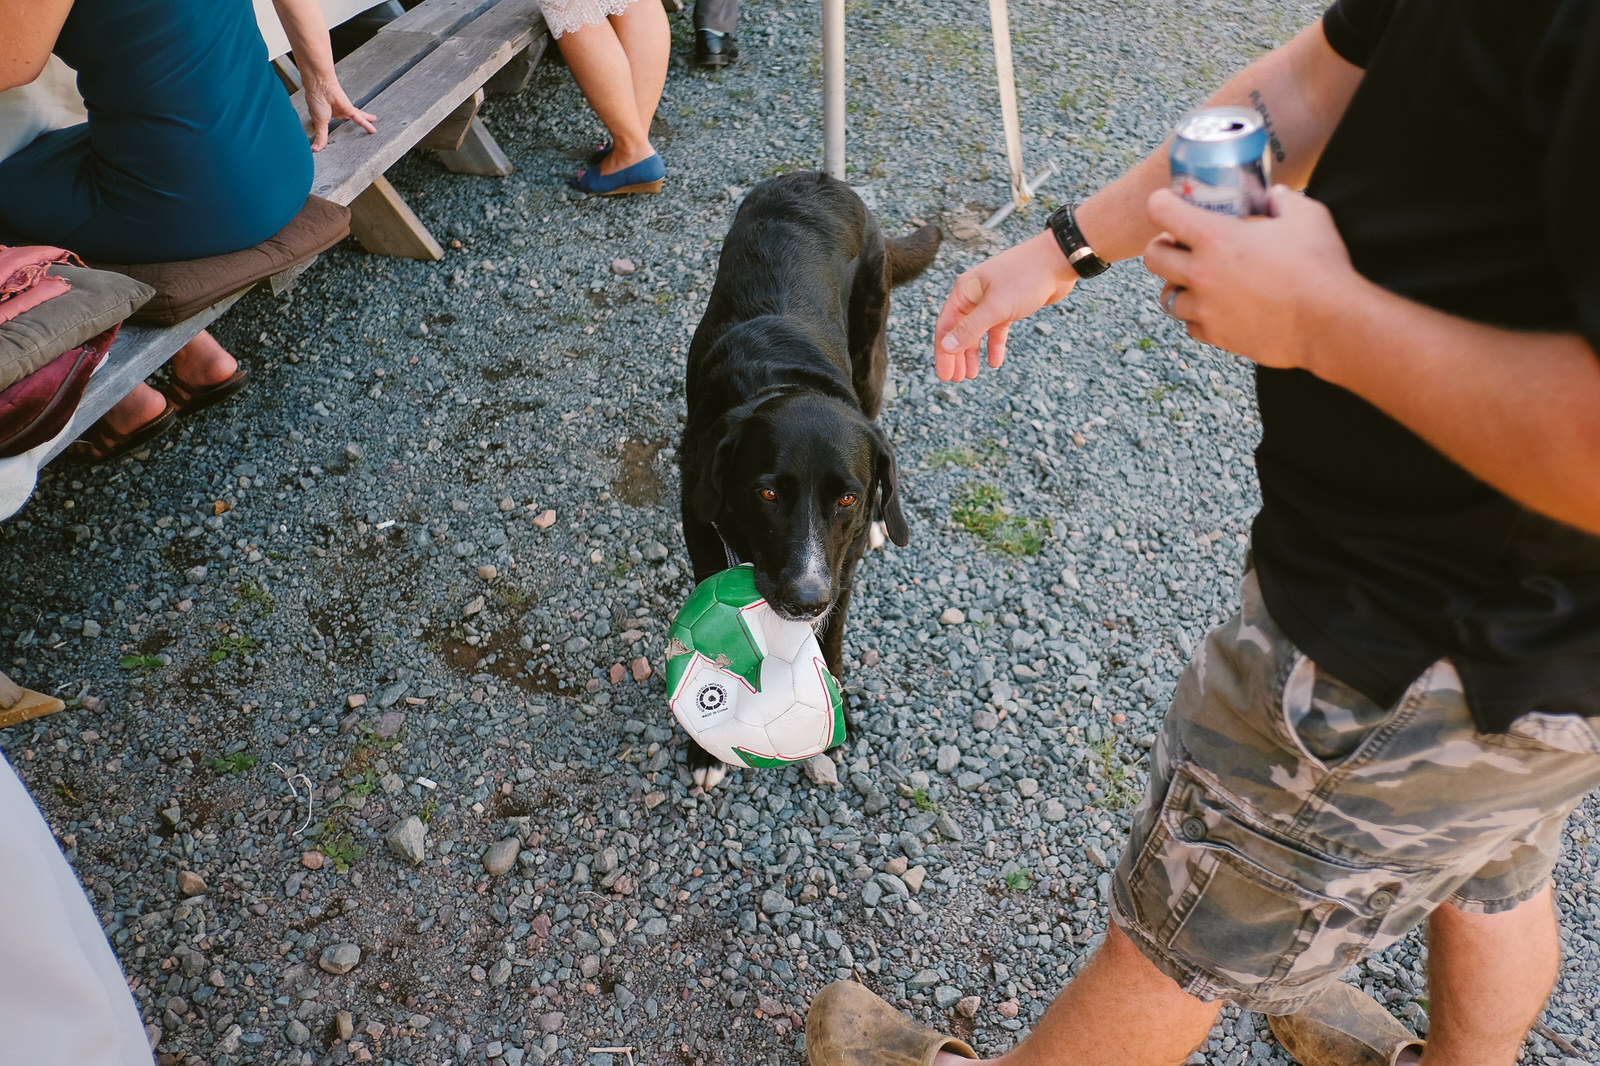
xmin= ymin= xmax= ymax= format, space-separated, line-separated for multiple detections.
xmin=538 ymin=0 xmax=644 ymax=38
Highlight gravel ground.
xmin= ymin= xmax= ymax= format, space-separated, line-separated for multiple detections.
xmin=3 ymin=1 xmax=1597 ymax=1064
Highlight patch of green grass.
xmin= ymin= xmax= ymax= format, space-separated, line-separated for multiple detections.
xmin=1139 ymin=337 xmax=1156 ymax=351
xmin=345 ymin=768 xmax=378 ymax=798
xmin=494 ymin=586 xmax=527 ymax=607
xmin=420 ymin=799 xmax=438 ymax=824
xmin=119 ymin=653 xmax=163 ymax=673
xmin=208 ymin=633 xmax=256 ymax=663
xmin=952 ymin=484 xmax=1051 ymax=556
xmin=206 ymin=751 xmax=257 ymax=775
xmin=901 ymin=787 xmax=938 ymax=813
xmin=1003 ymin=869 xmax=1033 ymax=892
xmin=1147 ymin=384 xmax=1178 ymax=404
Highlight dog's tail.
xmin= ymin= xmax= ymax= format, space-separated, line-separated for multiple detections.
xmin=884 ymin=224 xmax=942 ymax=288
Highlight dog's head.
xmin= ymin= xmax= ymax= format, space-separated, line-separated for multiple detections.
xmin=691 ymin=389 xmax=908 ymax=621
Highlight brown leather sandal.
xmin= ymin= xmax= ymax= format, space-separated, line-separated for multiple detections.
xmin=1268 ymin=983 xmax=1425 ymax=1066
xmin=806 ymin=981 xmax=976 ymax=1066
xmin=164 ymin=366 xmax=249 ymax=416
xmin=64 ymin=399 xmax=179 ymax=465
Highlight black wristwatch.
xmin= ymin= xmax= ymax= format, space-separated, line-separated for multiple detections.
xmin=1046 ymin=202 xmax=1111 ymax=279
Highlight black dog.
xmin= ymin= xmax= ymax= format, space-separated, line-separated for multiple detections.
xmin=679 ymin=171 xmax=940 ymax=787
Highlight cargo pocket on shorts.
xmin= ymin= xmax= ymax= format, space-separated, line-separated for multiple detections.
xmin=1123 ymin=767 xmax=1407 ymax=1000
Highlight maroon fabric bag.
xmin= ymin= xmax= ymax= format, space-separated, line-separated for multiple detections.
xmin=0 ymin=325 xmax=117 ymax=458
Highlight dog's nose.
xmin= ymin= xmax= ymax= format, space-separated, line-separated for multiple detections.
xmin=782 ymin=574 xmax=831 ymax=616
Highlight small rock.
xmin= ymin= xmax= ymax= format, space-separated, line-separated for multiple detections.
xmin=336 ymin=1011 xmax=355 ymax=1041
xmin=1086 ymin=844 xmax=1109 ymax=869
xmin=319 ymin=944 xmax=361 ymax=975
xmin=997 ymin=999 xmax=1020 ymax=1019
xmin=386 ymin=816 xmax=427 ymax=865
xmin=802 ymin=752 xmax=839 ymax=787
xmin=374 ymin=710 xmax=405 ymax=738
xmin=176 ymin=871 xmax=206 ymax=897
xmin=463 ymin=595 xmax=485 ymax=617
xmin=884 ymin=856 xmax=908 ymax=876
xmin=903 ymin=865 xmax=927 ymax=893
xmin=936 ymin=744 xmax=961 ymax=773
xmin=286 ymin=1019 xmax=311 ymax=1046
xmin=612 ymin=258 xmax=636 ymax=275
xmin=82 ymin=619 xmax=101 ymax=638
xmin=608 ymin=663 xmax=626 ymax=684
xmin=760 ymin=889 xmax=793 ymax=915
xmin=218 ymin=1025 xmax=242 ymax=1054
xmin=483 ymin=838 xmax=519 ymax=877
xmin=538 ymin=1012 xmax=565 ymax=1034
xmin=301 ymin=850 xmax=324 ymax=870
xmin=344 ymin=441 xmax=364 ymax=462
xmin=347 ymin=693 xmax=367 ymax=708
xmin=859 ymin=648 xmax=880 ymax=667
xmin=971 ymin=708 xmax=1000 ymax=732
xmin=533 ymin=509 xmax=557 ymax=529
xmin=1043 ymin=799 xmax=1068 ymax=823
xmin=933 ymin=986 xmax=963 ymax=1011
xmin=956 ymin=995 xmax=981 ymax=1018
xmin=478 ymin=564 xmax=499 ymax=580
xmin=488 ymin=959 xmax=512 ymax=985
xmin=1017 ymin=777 xmax=1039 ymax=797
xmin=939 ymin=608 xmax=965 ymax=625
xmin=861 ymin=881 xmax=883 ymax=908
xmin=936 ymin=813 xmax=964 ymax=841
xmin=630 ymin=656 xmax=651 ymax=681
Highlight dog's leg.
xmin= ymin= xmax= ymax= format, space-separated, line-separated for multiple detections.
xmin=681 ymin=472 xmax=735 ymax=790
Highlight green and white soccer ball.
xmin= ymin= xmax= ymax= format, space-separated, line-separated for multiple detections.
xmin=665 ymin=565 xmax=846 ymax=767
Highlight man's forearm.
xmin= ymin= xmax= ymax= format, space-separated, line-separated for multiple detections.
xmin=1076 ymin=20 xmax=1362 ymax=264
xmin=1309 ymin=279 xmax=1600 ymax=536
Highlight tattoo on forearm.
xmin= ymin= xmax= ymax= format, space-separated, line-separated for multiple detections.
xmin=1249 ymin=89 xmax=1288 ymax=163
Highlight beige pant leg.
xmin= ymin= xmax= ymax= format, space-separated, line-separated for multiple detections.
xmin=0 ymin=750 xmax=152 ymax=1066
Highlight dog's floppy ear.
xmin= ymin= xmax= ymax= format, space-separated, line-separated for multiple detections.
xmin=691 ymin=392 xmax=770 ymax=524
xmin=869 ymin=423 xmax=909 ymax=546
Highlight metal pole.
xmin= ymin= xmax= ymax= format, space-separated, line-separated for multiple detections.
xmin=822 ymin=0 xmax=845 ymax=179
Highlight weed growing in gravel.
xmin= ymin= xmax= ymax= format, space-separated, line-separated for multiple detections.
xmin=317 ymin=820 xmax=366 ymax=873
xmin=902 ymin=786 xmax=938 ymax=813
xmin=232 ymin=577 xmax=275 ymax=615
xmin=952 ymin=484 xmax=1051 ymax=556
xmin=346 ymin=768 xmax=379 ymax=798
xmin=927 ymin=438 xmax=1003 ymax=470
xmin=206 ymin=751 xmax=257 ymax=775
xmin=420 ymin=800 xmax=438 ymax=824
xmin=1003 ymin=869 xmax=1033 ymax=892
xmin=119 ymin=653 xmax=163 ymax=673
xmin=1092 ymin=738 xmax=1142 ymax=809
xmin=209 ymin=634 xmax=256 ymax=662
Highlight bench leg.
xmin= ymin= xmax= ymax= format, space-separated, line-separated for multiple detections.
xmin=0 ymin=670 xmax=65 ymax=730
xmin=419 ymin=90 xmax=483 ymax=152
xmin=349 ymin=176 xmax=445 ymax=261
xmin=484 ymin=40 xmax=543 ymax=96
xmin=436 ymin=117 xmax=514 ymax=177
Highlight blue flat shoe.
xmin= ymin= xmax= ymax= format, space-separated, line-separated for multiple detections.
xmin=570 ymin=153 xmax=665 ymax=196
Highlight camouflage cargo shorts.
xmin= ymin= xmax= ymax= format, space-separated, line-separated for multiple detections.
xmin=1109 ymin=570 xmax=1600 ymax=1014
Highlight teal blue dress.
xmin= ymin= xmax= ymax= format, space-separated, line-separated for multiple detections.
xmin=0 ymin=0 xmax=311 ymax=263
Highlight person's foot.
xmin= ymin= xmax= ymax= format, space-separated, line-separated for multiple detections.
xmin=804 ymin=981 xmax=976 ymax=1066
xmin=1268 ymin=983 xmax=1425 ymax=1066
xmin=65 ymin=383 xmax=178 ymax=465
xmin=693 ymin=28 xmax=738 ymax=68
xmin=164 ymin=330 xmax=249 ymax=414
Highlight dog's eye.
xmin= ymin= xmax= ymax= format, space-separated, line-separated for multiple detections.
xmin=838 ymin=493 xmax=858 ymax=508
xmin=759 ymin=488 xmax=778 ymax=502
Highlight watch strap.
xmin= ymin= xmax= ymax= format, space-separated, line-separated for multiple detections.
xmin=1047 ymin=203 xmax=1111 ymax=279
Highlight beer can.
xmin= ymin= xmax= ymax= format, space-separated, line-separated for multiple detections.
xmin=1170 ymin=106 xmax=1271 ymax=217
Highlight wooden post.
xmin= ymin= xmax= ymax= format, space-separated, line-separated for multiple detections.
xmin=419 ymin=89 xmax=483 ymax=151
xmin=348 ymin=176 xmax=445 ymax=261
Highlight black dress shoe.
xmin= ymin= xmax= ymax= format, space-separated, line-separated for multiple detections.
xmin=694 ymin=29 xmax=739 ymax=68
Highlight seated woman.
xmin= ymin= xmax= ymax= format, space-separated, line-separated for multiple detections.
xmin=0 ymin=0 xmax=375 ymax=462
xmin=540 ymin=0 xmax=669 ymax=196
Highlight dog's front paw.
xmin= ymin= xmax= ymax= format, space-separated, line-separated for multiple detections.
xmin=693 ymin=761 xmax=729 ymax=791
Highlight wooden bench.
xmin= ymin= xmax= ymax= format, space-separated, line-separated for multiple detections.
xmin=33 ymin=0 xmax=548 ymax=469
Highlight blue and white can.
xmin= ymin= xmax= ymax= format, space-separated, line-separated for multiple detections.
xmin=1170 ymin=106 xmax=1272 ymax=217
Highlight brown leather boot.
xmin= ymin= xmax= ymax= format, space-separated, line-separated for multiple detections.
xmin=1268 ymin=983 xmax=1426 ymax=1066
xmin=806 ymin=981 xmax=977 ymax=1066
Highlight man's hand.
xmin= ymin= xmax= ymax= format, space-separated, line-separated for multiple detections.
xmin=1143 ymin=185 xmax=1363 ymax=375
xmin=303 ymin=77 xmax=376 ymax=152
xmin=933 ymin=232 xmax=1078 ymax=383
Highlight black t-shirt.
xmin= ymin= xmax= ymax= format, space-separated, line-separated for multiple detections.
xmin=1251 ymin=0 xmax=1600 ymax=731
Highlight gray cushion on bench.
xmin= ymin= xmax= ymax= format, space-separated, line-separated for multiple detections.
xmin=92 ymin=195 xmax=351 ymax=328
xmin=0 ymin=265 xmax=154 ymax=393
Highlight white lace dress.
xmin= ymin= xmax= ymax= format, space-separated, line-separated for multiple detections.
xmin=537 ymin=0 xmax=643 ymax=37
